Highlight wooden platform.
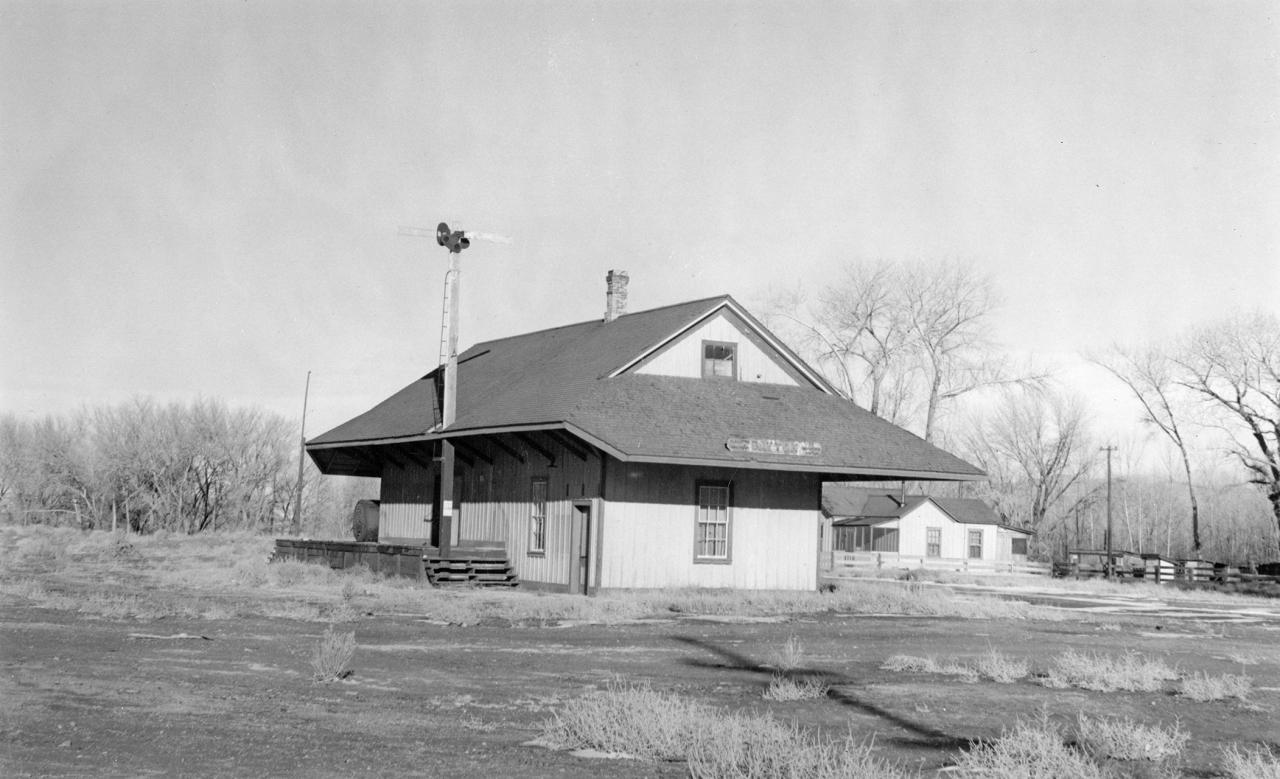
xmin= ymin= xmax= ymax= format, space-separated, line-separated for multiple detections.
xmin=272 ymin=539 xmax=517 ymax=587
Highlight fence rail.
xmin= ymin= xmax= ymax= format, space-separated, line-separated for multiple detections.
xmin=825 ymin=551 xmax=1051 ymax=577
xmin=1054 ymin=560 xmax=1280 ymax=585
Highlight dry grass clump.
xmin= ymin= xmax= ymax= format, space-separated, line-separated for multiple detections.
xmin=1222 ymin=744 xmax=1280 ymax=779
xmin=953 ymin=718 xmax=1109 ymax=779
xmin=688 ymin=725 xmax=914 ymax=779
xmin=879 ymin=655 xmax=980 ymax=683
xmin=1075 ymin=713 xmax=1187 ymax=762
xmin=769 ymin=634 xmax=806 ymax=671
xmin=761 ymin=635 xmax=831 ymax=700
xmin=955 ymin=713 xmax=1189 ymax=777
xmin=541 ymin=680 xmax=912 ymax=778
xmin=975 ymin=648 xmax=1030 ymax=684
xmin=540 ymin=679 xmax=708 ymax=760
xmin=882 ymin=654 xmax=941 ymax=673
xmin=762 ymin=674 xmax=830 ymax=701
xmin=1042 ymin=650 xmax=1178 ymax=693
xmin=1179 ymin=671 xmax=1252 ymax=702
xmin=310 ymin=624 xmax=356 ymax=681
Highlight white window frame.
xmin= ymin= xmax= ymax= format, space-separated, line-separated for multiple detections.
xmin=694 ymin=481 xmax=732 ymax=563
xmin=701 ymin=340 xmax=738 ymax=380
xmin=926 ymin=527 xmax=942 ymax=558
xmin=968 ymin=529 xmax=983 ymax=559
xmin=529 ymin=477 xmax=548 ymax=555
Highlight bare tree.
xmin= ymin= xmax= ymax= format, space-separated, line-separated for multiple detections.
xmin=1094 ymin=344 xmax=1202 ymax=552
xmin=902 ymin=261 xmax=1033 ymax=442
xmin=764 ymin=264 xmax=916 ymax=422
xmin=1173 ymin=312 xmax=1280 ymax=557
xmin=958 ymin=387 xmax=1095 ymax=550
xmin=816 ymin=262 xmax=916 ymax=418
xmin=0 ymin=399 xmax=303 ymax=535
xmin=763 ymin=259 xmax=1034 ymax=440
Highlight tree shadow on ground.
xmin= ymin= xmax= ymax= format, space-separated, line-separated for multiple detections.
xmin=670 ymin=634 xmax=973 ymax=752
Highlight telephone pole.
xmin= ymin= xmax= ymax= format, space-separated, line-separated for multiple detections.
xmin=1101 ymin=444 xmax=1117 ymax=579
xmin=292 ymin=370 xmax=311 ymax=536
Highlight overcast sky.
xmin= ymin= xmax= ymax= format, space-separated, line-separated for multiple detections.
xmin=3 ymin=1 xmax=1277 ymax=453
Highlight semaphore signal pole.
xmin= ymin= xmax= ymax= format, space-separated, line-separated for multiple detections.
xmin=398 ymin=222 xmax=509 ymax=557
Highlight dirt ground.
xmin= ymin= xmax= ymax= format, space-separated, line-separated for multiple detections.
xmin=3 ymin=594 xmax=1279 ymax=778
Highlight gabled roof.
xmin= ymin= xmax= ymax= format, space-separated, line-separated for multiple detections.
xmin=310 ymin=296 xmax=755 ymax=446
xmin=308 ymin=295 xmax=984 ymax=482
xmin=933 ymin=497 xmax=1007 ymax=528
xmin=824 ymin=486 xmax=1027 ymax=533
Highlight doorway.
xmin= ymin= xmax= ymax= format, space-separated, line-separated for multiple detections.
xmin=570 ymin=500 xmax=594 ymax=595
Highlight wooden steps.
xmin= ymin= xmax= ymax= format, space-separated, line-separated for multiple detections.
xmin=423 ymin=554 xmax=519 ymax=587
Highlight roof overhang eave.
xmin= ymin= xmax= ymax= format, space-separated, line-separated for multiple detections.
xmin=307 ymin=433 xmax=435 ymax=451
xmin=600 ymin=451 xmax=986 ymax=480
xmin=306 ymin=421 xmax=578 ymax=452
xmin=307 ymin=425 xmax=986 ymax=483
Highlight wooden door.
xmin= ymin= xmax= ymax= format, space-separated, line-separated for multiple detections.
xmin=570 ymin=502 xmax=592 ymax=595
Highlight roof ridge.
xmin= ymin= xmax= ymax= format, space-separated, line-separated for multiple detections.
xmin=464 ymin=294 xmax=732 ymax=353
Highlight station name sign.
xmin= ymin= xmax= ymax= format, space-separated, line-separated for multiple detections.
xmin=725 ymin=437 xmax=822 ymax=457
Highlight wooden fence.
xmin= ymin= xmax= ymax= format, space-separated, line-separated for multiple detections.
xmin=1054 ymin=558 xmax=1280 ymax=585
xmin=825 ymin=551 xmax=1051 ymax=577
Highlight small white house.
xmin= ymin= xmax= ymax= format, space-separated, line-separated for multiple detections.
xmin=823 ymin=487 xmax=1031 ymax=563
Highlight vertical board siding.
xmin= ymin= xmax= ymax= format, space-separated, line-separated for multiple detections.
xmin=377 ymin=440 xmax=825 ymax=591
xmin=634 ymin=311 xmax=800 ymax=386
xmin=456 ymin=437 xmax=601 ymax=588
xmin=379 ymin=460 xmax=433 ymax=542
xmin=599 ymin=463 xmax=820 ymax=590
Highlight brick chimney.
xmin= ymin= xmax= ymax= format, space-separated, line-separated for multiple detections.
xmin=604 ymin=270 xmax=629 ymax=321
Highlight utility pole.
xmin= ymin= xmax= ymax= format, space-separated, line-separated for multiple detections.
xmin=292 ymin=370 xmax=311 ymax=536
xmin=1101 ymin=444 xmax=1116 ymax=579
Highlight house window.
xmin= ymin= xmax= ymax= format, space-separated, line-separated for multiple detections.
xmin=529 ymin=477 xmax=548 ymax=554
xmin=833 ymin=525 xmax=898 ymax=553
xmin=968 ymin=529 xmax=983 ymax=559
xmin=871 ymin=527 xmax=899 ymax=553
xmin=926 ymin=527 xmax=941 ymax=558
xmin=702 ymin=341 xmax=737 ymax=379
xmin=1010 ymin=537 xmax=1028 ymax=556
xmin=695 ymin=482 xmax=731 ymax=561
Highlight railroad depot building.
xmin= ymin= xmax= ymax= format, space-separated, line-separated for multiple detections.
xmin=305 ymin=274 xmax=984 ymax=592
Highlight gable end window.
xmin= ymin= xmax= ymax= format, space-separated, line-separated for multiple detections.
xmin=694 ymin=481 xmax=732 ymax=562
xmin=702 ymin=341 xmax=737 ymax=379
xmin=529 ymin=477 xmax=548 ymax=555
